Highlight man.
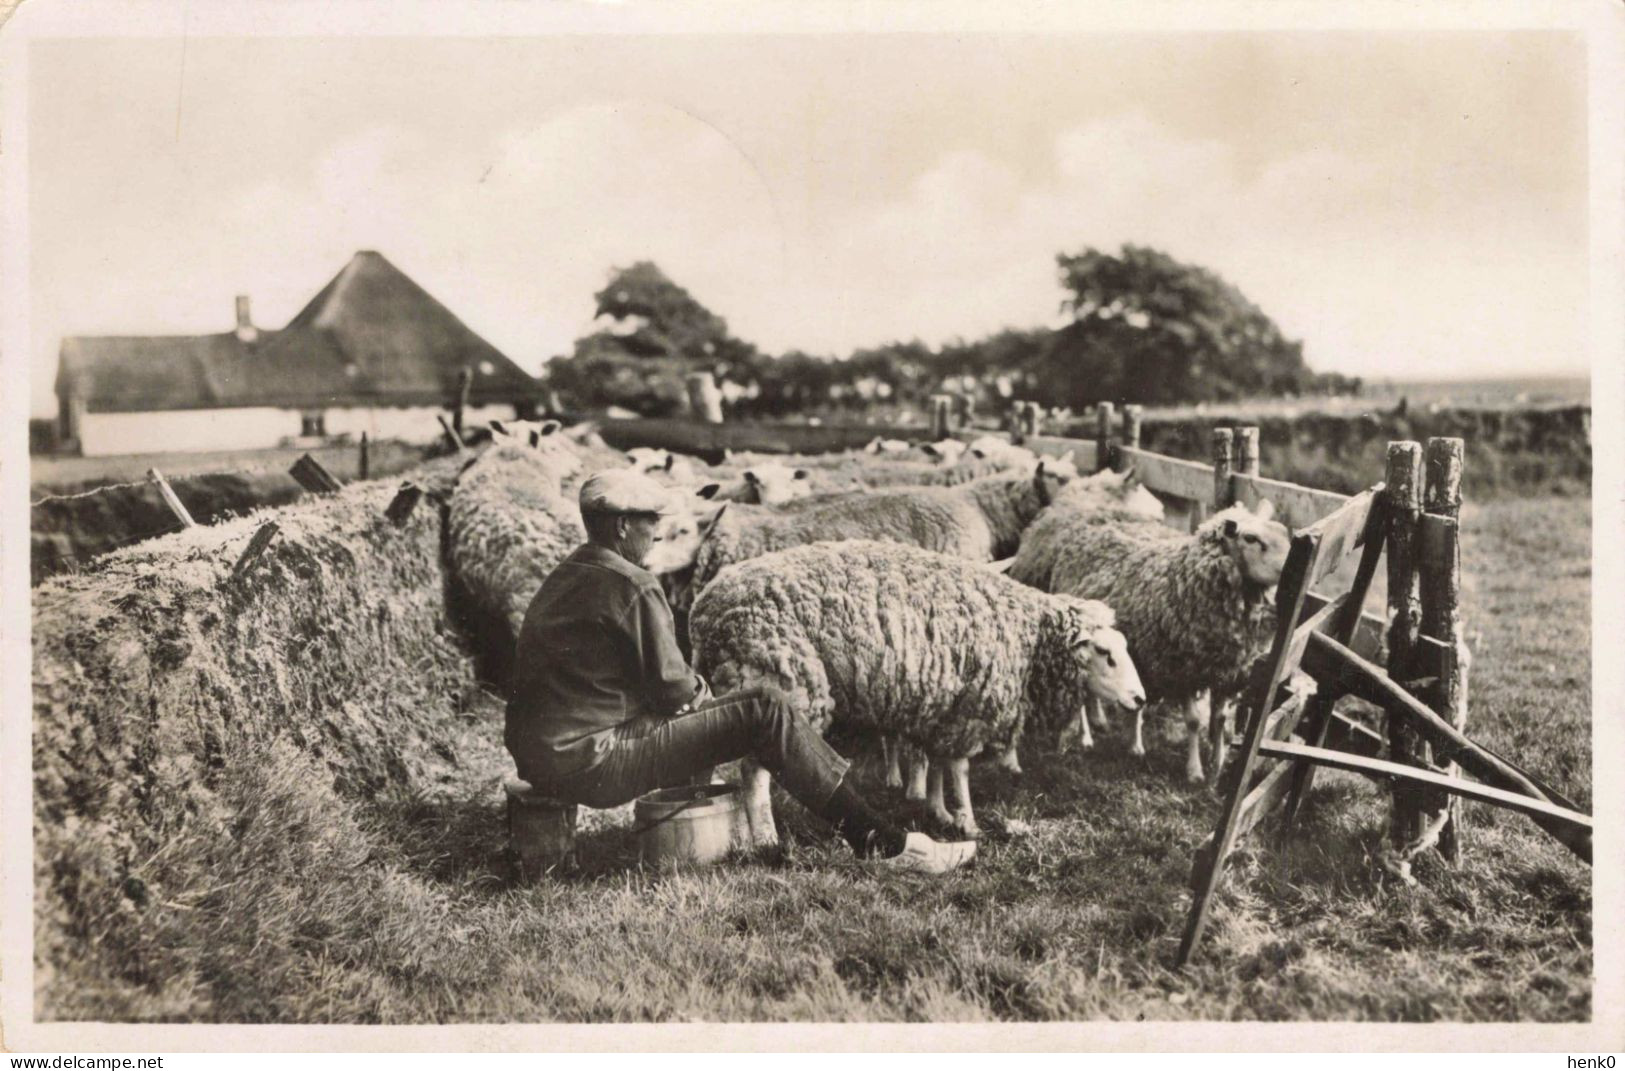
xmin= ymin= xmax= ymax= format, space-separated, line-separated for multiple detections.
xmin=505 ymin=467 xmax=976 ymax=874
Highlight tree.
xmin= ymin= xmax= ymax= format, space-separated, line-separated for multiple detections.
xmin=590 ymin=261 xmax=753 ymax=367
xmin=1039 ymin=245 xmax=1316 ymax=407
xmin=547 ymin=261 xmax=759 ymax=415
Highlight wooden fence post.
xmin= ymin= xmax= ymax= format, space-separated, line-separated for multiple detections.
xmin=231 ymin=521 xmax=280 ymax=578
xmin=1237 ymin=426 xmax=1260 ymax=480
xmin=1095 ymin=402 xmax=1116 ymax=472
xmin=437 ymin=413 xmax=465 ymax=452
xmin=929 ymin=395 xmax=952 ymax=440
xmin=1018 ymin=400 xmax=1045 ymax=442
xmin=453 ymin=367 xmax=473 ymax=434
xmin=1212 ymin=428 xmax=1235 ymax=510
xmin=1384 ymin=441 xmax=1425 ymax=847
xmin=148 ymin=469 xmax=197 ymax=529
xmin=359 ymin=432 xmax=370 ymax=480
xmin=686 ymin=372 xmax=724 ymax=424
xmin=1122 ymin=404 xmax=1143 ymax=454
xmin=1422 ymin=437 xmax=1469 ymax=862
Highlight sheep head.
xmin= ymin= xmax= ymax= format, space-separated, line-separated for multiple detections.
xmin=643 ymin=496 xmax=729 ymax=575
xmin=1032 ymin=455 xmax=1075 ymax=505
xmin=489 ymin=419 xmax=580 ymax=480
xmin=1038 ymin=598 xmax=1145 ymax=722
xmin=625 ymin=447 xmax=671 ymax=473
xmin=1079 ymin=466 xmax=1166 ymax=518
xmin=920 ymin=439 xmax=968 ymax=465
xmin=1077 ymin=626 xmax=1146 ymax=712
xmin=489 ymin=418 xmax=564 ymax=448
xmin=1213 ymin=501 xmax=1291 ymax=590
xmin=742 ymin=463 xmax=814 ymax=506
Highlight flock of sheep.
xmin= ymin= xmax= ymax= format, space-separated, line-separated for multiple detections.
xmin=452 ymin=418 xmax=1291 ymax=843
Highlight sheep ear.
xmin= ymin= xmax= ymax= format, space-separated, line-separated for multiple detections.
xmin=1255 ymin=498 xmax=1276 ymax=522
xmin=539 ymin=420 xmax=562 ymax=436
xmin=699 ymin=502 xmax=729 ymax=535
xmin=793 ymin=469 xmax=809 ymax=480
xmin=921 ymin=443 xmax=940 ymax=459
xmin=489 ymin=419 xmax=508 ymax=434
xmin=1223 ymin=519 xmax=1239 ymax=538
xmin=744 ymin=470 xmax=761 ymax=486
xmin=529 ymin=430 xmax=542 ymax=448
xmin=695 ymin=483 xmax=721 ymax=500
xmin=664 ymin=454 xmax=677 ymax=472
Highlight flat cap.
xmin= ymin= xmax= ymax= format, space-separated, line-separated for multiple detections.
xmin=578 ymin=468 xmax=678 ymax=517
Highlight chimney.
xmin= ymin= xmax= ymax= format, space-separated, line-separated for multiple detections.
xmin=235 ymin=295 xmax=258 ymax=344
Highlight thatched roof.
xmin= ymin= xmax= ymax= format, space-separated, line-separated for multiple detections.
xmin=58 ymin=251 xmax=540 ymax=413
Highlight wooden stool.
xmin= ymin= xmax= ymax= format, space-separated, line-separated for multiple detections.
xmin=505 ymin=779 xmax=578 ymax=881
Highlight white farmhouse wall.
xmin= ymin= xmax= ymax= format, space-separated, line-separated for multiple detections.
xmin=79 ymin=408 xmax=294 ymax=456
xmin=78 ymin=403 xmax=522 ymax=456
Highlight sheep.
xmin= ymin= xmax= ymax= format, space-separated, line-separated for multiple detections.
xmin=726 ymin=448 xmax=1017 ymax=491
xmin=1003 ymin=467 xmax=1167 ymax=595
xmin=690 ymin=539 xmax=1146 ymax=838
xmin=864 ymin=437 xmax=912 ymax=456
xmin=625 ymin=446 xmax=700 ymax=486
xmin=966 ymin=435 xmax=1039 ymax=469
xmin=662 ymin=460 xmax=1078 ymax=605
xmin=488 ymin=417 xmax=564 ymax=448
xmin=850 ymin=452 xmax=1018 ymax=489
xmin=998 ymin=466 xmax=1167 ymax=753
xmin=448 ymin=441 xmax=585 ymax=642
xmin=736 ymin=462 xmax=817 ymax=505
xmin=451 ymin=438 xmax=720 ymax=645
xmin=1023 ymin=499 xmax=1290 ymax=783
xmin=919 ymin=439 xmax=970 ymax=465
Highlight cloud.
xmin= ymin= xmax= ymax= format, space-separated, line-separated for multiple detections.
xmin=773 ymin=111 xmax=1584 ymax=379
xmin=29 ymin=92 xmax=1585 ymax=416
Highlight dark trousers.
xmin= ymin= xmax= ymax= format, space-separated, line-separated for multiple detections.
xmin=549 ymin=687 xmax=851 ymax=814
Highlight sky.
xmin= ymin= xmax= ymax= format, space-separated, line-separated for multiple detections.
xmin=22 ymin=30 xmax=1589 ymax=417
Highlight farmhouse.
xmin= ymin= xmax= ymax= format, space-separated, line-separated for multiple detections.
xmin=55 ymin=251 xmax=542 ymax=456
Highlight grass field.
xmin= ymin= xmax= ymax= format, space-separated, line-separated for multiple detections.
xmin=60 ymin=494 xmax=1589 ymax=1022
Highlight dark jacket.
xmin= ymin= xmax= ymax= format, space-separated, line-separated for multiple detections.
xmin=505 ymin=543 xmax=703 ymax=785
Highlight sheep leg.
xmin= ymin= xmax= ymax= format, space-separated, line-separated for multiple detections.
xmin=904 ymin=749 xmax=930 ymax=802
xmin=925 ymin=762 xmax=954 ymax=829
xmin=1088 ymin=695 xmax=1110 ymax=730
xmin=881 ymin=734 xmax=905 ymax=790
xmin=1131 ymin=703 xmax=1147 ymax=758
xmin=1058 ymin=703 xmax=1092 ymax=754
xmin=946 ymin=756 xmax=980 ymax=839
xmin=1184 ymin=692 xmax=1210 ymax=785
xmin=993 ymin=725 xmax=1023 ymax=774
xmin=740 ymin=758 xmax=779 ymax=849
xmin=1206 ymin=696 xmax=1234 ymax=789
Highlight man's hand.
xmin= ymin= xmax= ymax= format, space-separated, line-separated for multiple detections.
xmin=674 ymin=673 xmax=711 ymax=716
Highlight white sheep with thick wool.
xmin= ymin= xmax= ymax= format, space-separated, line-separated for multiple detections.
xmin=667 ymin=458 xmax=1080 ymax=605
xmin=690 ymin=539 xmax=1145 ymax=838
xmin=1009 ymin=498 xmax=1290 ymax=782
